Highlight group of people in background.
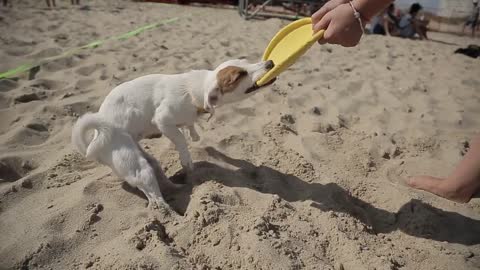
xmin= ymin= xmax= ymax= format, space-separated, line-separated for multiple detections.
xmin=370 ymin=0 xmax=479 ymax=39
xmin=370 ymin=2 xmax=429 ymax=40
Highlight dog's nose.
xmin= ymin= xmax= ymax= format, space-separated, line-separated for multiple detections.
xmin=265 ymin=60 xmax=274 ymax=70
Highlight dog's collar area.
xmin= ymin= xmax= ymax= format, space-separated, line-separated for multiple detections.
xmin=196 ymin=106 xmax=213 ymax=122
xmin=187 ymin=90 xmax=210 ymax=115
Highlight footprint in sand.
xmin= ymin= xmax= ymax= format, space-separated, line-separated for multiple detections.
xmin=217 ymin=134 xmax=247 ymax=150
xmin=99 ymin=70 xmax=109 ymax=81
xmin=6 ymin=122 xmax=50 ymax=146
xmin=4 ymin=38 xmax=35 ymax=56
xmin=318 ymin=72 xmax=336 ymax=82
xmin=287 ymin=94 xmax=309 ymax=108
xmin=384 ymin=158 xmax=450 ymax=197
xmin=26 ymin=123 xmax=48 ymax=132
xmin=0 ymin=79 xmax=18 ymax=93
xmin=232 ymin=107 xmax=256 ymax=117
xmin=29 ymin=79 xmax=65 ymax=91
xmin=346 ymin=80 xmax=364 ymax=93
xmin=0 ymin=93 xmax=10 ymax=109
xmin=6 ymin=47 xmax=34 ymax=57
xmin=43 ymin=56 xmax=80 ymax=73
xmin=75 ymin=79 xmax=96 ymax=89
xmin=13 ymin=92 xmax=46 ymax=104
xmin=31 ymin=47 xmax=63 ymax=59
xmin=42 ymin=211 xmax=71 ymax=233
xmin=385 ymin=162 xmax=411 ymax=189
xmin=461 ymin=78 xmax=479 ymax=89
xmin=82 ymin=175 xmax=133 ymax=208
xmin=75 ymin=64 xmax=105 ymax=77
xmin=47 ymin=24 xmax=61 ymax=32
xmin=0 ymin=156 xmax=36 ymax=183
xmin=219 ymin=40 xmax=230 ymax=47
xmin=263 ymin=86 xmax=284 ymax=104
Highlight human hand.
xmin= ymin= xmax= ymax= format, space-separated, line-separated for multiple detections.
xmin=312 ymin=1 xmax=365 ymax=47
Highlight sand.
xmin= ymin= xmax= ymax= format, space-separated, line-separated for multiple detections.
xmin=1 ymin=0 xmax=480 ymax=269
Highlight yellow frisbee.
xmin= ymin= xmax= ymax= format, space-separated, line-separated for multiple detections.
xmin=257 ymin=17 xmax=324 ymax=86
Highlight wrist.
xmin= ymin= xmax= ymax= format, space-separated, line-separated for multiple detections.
xmin=347 ymin=1 xmax=366 ymax=33
xmin=352 ymin=0 xmax=393 ymax=21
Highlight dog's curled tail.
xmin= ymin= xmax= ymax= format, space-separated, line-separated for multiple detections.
xmin=71 ymin=112 xmax=113 ymax=160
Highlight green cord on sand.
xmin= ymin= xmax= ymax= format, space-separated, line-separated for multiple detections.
xmin=0 ymin=17 xmax=180 ymax=80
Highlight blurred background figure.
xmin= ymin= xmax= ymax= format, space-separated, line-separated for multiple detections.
xmin=463 ymin=0 xmax=479 ymax=37
xmin=46 ymin=0 xmax=56 ymax=8
xmin=372 ymin=3 xmax=400 ymax=36
xmin=398 ymin=3 xmax=429 ymax=40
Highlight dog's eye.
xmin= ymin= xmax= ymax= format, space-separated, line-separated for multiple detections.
xmin=209 ymin=96 xmax=218 ymax=102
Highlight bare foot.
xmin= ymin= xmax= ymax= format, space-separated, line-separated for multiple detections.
xmin=407 ymin=176 xmax=473 ymax=203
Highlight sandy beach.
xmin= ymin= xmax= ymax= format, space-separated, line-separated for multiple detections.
xmin=1 ymin=0 xmax=479 ymax=269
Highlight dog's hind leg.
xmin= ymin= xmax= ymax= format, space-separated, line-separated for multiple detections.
xmin=125 ymin=164 xmax=170 ymax=211
xmin=136 ymin=142 xmax=183 ymax=190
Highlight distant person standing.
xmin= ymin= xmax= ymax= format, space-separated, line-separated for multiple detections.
xmin=463 ymin=0 xmax=479 ymax=37
xmin=46 ymin=0 xmax=56 ymax=8
xmin=45 ymin=0 xmax=79 ymax=8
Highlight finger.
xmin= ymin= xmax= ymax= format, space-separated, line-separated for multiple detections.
xmin=313 ymin=11 xmax=331 ymax=33
xmin=311 ymin=5 xmax=330 ymax=24
xmin=322 ymin=20 xmax=335 ymax=43
xmin=315 ymin=14 xmax=332 ymax=44
xmin=311 ymin=0 xmax=338 ymax=24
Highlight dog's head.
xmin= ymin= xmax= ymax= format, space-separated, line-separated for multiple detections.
xmin=203 ymin=59 xmax=276 ymax=113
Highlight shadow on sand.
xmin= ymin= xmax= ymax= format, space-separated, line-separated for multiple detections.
xmin=126 ymin=146 xmax=480 ymax=246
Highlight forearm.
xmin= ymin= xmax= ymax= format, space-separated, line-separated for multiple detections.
xmin=352 ymin=0 xmax=393 ymax=20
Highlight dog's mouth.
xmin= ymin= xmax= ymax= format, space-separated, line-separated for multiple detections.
xmin=245 ymin=77 xmax=277 ymax=94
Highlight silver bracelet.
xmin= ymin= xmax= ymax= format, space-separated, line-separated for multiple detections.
xmin=349 ymin=1 xmax=365 ymax=34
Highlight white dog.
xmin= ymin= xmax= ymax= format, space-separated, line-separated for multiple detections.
xmin=71 ymin=59 xmax=275 ymax=209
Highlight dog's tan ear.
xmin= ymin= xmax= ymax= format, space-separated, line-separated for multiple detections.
xmin=217 ymin=66 xmax=248 ymax=93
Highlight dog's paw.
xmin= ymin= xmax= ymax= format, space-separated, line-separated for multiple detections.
xmin=147 ymin=199 xmax=176 ymax=214
xmin=147 ymin=198 xmax=164 ymax=209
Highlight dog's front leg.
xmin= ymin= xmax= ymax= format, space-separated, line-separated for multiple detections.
xmin=164 ymin=126 xmax=194 ymax=172
xmin=187 ymin=125 xmax=200 ymax=142
xmin=154 ymin=115 xmax=194 ymax=172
